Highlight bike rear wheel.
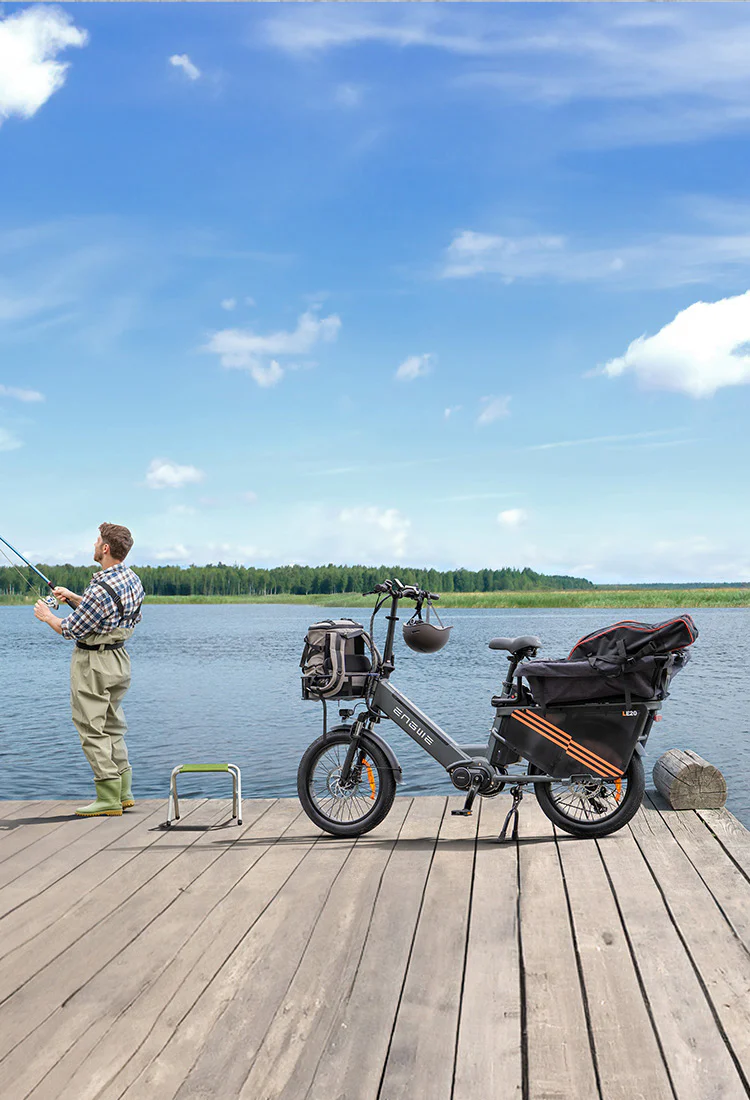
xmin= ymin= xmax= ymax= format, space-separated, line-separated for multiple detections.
xmin=530 ymin=753 xmax=645 ymax=838
xmin=297 ymin=733 xmax=397 ymax=837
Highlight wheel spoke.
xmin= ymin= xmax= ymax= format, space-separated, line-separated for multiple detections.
xmin=548 ymin=776 xmax=628 ymax=824
xmin=308 ymin=738 xmax=382 ymax=826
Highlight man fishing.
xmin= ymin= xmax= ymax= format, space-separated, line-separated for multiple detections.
xmin=34 ymin=523 xmax=145 ymax=818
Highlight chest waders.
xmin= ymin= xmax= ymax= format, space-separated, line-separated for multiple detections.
xmin=72 ymin=576 xmax=142 ymax=817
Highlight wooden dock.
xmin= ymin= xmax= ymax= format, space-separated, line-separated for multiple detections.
xmin=1 ymin=792 xmax=749 ymax=1100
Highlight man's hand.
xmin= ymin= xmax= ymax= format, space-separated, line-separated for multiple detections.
xmin=34 ymin=600 xmax=64 ymax=635
xmin=53 ymin=587 xmax=79 ymax=607
xmin=34 ymin=599 xmax=55 ymax=623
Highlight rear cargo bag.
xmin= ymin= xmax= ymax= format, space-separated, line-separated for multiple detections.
xmin=517 ymin=650 xmax=690 ymax=708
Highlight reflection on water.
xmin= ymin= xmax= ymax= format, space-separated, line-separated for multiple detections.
xmin=1 ymin=604 xmax=748 ymax=825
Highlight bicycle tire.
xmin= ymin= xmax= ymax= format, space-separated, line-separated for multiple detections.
xmin=297 ymin=732 xmax=397 ymax=838
xmin=531 ymin=753 xmax=645 ymax=838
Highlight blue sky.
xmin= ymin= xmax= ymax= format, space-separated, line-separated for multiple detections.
xmin=1 ymin=2 xmax=750 ymax=582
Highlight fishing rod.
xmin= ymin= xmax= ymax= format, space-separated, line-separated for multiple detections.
xmin=0 ymin=534 xmax=64 ymax=609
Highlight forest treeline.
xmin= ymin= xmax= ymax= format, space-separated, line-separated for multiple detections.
xmin=0 ymin=562 xmax=594 ymax=598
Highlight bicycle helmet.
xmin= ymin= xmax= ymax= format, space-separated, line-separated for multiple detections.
xmin=402 ymin=601 xmax=452 ymax=653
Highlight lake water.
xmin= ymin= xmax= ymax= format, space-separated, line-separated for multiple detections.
xmin=1 ymin=604 xmax=748 ymax=825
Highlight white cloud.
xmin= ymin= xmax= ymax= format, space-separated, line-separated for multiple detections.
xmin=444 ymin=231 xmax=566 ymax=281
xmin=204 ymin=309 xmax=341 ymax=388
xmin=526 ymin=430 xmax=680 ymax=451
xmin=334 ymin=83 xmax=364 ymax=108
xmin=440 ymin=226 xmax=750 ymax=290
xmin=337 ymin=506 xmax=411 ymax=560
xmin=0 ymin=7 xmax=88 ymax=125
xmin=0 ymin=428 xmax=22 ymax=452
xmin=263 ymin=7 xmax=750 ymax=146
xmin=0 ymin=384 xmax=44 ymax=402
xmin=146 ymin=458 xmax=206 ymax=490
xmin=498 ymin=509 xmax=528 ymax=528
xmin=153 ymin=544 xmax=191 ymax=561
xmin=444 ymin=405 xmax=462 ymax=420
xmin=601 ymin=291 xmax=750 ymax=398
xmin=477 ymin=395 xmax=511 ymax=426
xmin=395 ymin=353 xmax=433 ymax=382
xmin=169 ymin=54 xmax=201 ymax=81
xmin=248 ymin=360 xmax=284 ymax=388
xmin=221 ymin=298 xmax=237 ymax=311
xmin=264 ymin=9 xmax=490 ymax=56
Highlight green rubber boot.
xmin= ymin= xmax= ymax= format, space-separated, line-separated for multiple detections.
xmin=75 ymin=779 xmax=123 ymax=817
xmin=120 ymin=767 xmax=135 ymax=810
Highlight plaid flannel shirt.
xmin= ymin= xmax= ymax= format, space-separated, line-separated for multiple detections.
xmin=60 ymin=564 xmax=144 ymax=641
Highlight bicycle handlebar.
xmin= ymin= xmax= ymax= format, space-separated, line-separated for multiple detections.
xmin=362 ymin=579 xmax=440 ymax=601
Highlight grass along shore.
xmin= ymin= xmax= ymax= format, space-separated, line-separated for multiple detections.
xmin=2 ymin=589 xmax=750 ymax=608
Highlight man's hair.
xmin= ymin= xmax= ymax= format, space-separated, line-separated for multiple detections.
xmin=99 ymin=523 xmax=134 ymax=561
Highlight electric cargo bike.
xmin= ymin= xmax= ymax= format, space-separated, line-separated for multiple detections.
xmin=296 ymin=579 xmax=695 ymax=841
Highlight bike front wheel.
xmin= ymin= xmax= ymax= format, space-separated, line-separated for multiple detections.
xmin=297 ymin=733 xmax=397 ymax=837
xmin=530 ymin=753 xmax=645 ymax=838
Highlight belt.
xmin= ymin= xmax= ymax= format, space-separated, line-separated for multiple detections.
xmin=75 ymin=641 xmax=126 ymax=652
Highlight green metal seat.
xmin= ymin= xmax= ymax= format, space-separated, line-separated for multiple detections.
xmin=164 ymin=763 xmax=242 ymax=826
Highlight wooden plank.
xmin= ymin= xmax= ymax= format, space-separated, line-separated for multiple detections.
xmin=111 ymin=819 xmax=357 ymax=1100
xmin=555 ymin=824 xmax=673 ymax=1099
xmin=517 ymin=795 xmax=599 ymax=1100
xmin=22 ymin=799 xmax=304 ymax=1100
xmin=696 ymin=806 xmax=750 ymax=880
xmin=0 ymin=800 xmax=43 ymax=820
xmin=41 ymin=799 xmax=315 ymax=1100
xmin=0 ymin=799 xmax=231 ymax=1081
xmin=0 ymin=800 xmax=180 ymax=921
xmin=598 ymin=809 xmax=746 ymax=1100
xmin=0 ymin=801 xmax=201 ymax=982
xmin=0 ymin=802 xmax=66 ymax=859
xmin=230 ymin=798 xmax=415 ymax=1100
xmin=304 ymin=797 xmax=447 ymax=1100
xmin=647 ymin=795 xmax=750 ymax=952
xmin=378 ymin=796 xmax=480 ymax=1100
xmin=453 ymin=794 xmax=523 ymax=1100
xmin=0 ymin=808 xmax=104 ymax=893
xmin=630 ymin=800 xmax=750 ymax=1089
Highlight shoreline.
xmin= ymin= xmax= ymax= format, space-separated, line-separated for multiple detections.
xmin=2 ymin=589 xmax=749 ymax=609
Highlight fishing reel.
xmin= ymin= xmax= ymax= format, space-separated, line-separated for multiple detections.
xmin=44 ymin=594 xmax=60 ymax=610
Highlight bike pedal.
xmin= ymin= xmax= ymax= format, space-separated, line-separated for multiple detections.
xmin=451 ymin=809 xmax=472 ymax=816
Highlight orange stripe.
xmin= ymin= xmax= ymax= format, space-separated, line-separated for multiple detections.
xmin=512 ymin=711 xmax=569 ymax=750
xmin=566 ymin=746 xmax=620 ymax=778
xmin=517 ymin=710 xmax=574 ymax=749
xmin=518 ymin=709 xmax=567 ymax=738
xmin=513 ymin=711 xmax=569 ymax=747
xmin=519 ymin=711 xmax=620 ymax=775
xmin=566 ymin=743 xmax=621 ymax=777
xmin=514 ymin=710 xmax=621 ymax=778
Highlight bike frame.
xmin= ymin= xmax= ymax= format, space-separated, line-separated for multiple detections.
xmin=343 ymin=590 xmax=630 ymax=787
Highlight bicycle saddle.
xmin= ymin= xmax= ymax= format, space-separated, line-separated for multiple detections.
xmin=488 ymin=635 xmax=541 ymax=653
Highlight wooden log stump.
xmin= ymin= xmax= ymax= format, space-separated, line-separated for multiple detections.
xmin=652 ymin=749 xmax=727 ymax=810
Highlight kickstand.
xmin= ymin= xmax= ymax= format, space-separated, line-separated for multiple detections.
xmin=497 ymin=784 xmax=524 ymax=842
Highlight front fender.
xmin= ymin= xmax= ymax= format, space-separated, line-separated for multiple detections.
xmin=325 ymin=723 xmax=403 ymax=786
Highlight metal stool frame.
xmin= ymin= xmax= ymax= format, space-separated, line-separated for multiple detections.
xmin=165 ymin=763 xmax=242 ymax=826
